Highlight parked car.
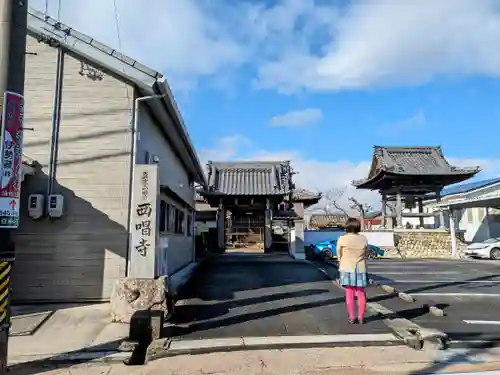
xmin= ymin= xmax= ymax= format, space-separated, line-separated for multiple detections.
xmin=312 ymin=239 xmax=384 ymax=260
xmin=465 ymin=237 xmax=500 ymax=260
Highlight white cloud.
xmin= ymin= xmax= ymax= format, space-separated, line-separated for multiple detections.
xmin=198 ymin=136 xmax=500 ymax=212
xmin=258 ymin=0 xmax=500 ymax=92
xmin=269 ymin=108 xmax=323 ymax=127
xmin=29 ymin=0 xmax=500 ymax=92
xmin=28 ymin=0 xmax=248 ymax=90
xmin=381 ymin=110 xmax=426 ymax=132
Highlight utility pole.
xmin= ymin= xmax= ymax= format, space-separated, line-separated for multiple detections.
xmin=0 ymin=0 xmax=28 ymax=371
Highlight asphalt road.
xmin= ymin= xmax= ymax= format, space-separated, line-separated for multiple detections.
xmin=367 ymin=258 xmax=500 ymax=295
xmin=364 ymin=258 xmax=500 ymax=346
xmin=168 ymin=254 xmax=391 ymax=340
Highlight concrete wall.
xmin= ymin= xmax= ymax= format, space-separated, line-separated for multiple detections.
xmin=292 ymin=202 xmax=305 ymax=218
xmin=136 ymin=105 xmax=194 ymax=205
xmin=304 ymin=230 xmax=395 ymax=247
xmin=136 ymin=104 xmax=195 ymax=275
xmin=13 ymin=38 xmax=133 ymax=302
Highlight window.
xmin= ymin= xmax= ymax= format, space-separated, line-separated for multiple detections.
xmin=467 ymin=208 xmax=473 ymax=223
xmin=174 ymin=208 xmax=185 ymax=234
xmin=159 ymin=200 xmax=167 ymax=232
xmin=187 ymin=212 xmax=192 ymax=236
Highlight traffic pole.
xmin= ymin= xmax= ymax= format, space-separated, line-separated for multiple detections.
xmin=0 ymin=0 xmax=28 ymax=371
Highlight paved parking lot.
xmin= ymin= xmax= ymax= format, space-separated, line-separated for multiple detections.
xmin=168 ymin=254 xmax=392 ymax=341
xmin=364 ymin=258 xmax=500 ymax=346
xmin=367 ymin=258 xmax=500 ymax=295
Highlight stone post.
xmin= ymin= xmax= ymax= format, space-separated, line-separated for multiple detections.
xmin=448 ymin=208 xmax=458 ymax=258
xmin=381 ymin=194 xmax=387 ymax=228
xmin=436 ymin=190 xmax=445 ymax=229
xmin=293 ymin=219 xmax=305 ymax=259
xmin=129 ymin=164 xmax=159 ymax=278
xmin=418 ymin=197 xmax=424 ymax=228
xmin=396 ymin=192 xmax=403 ymax=228
xmin=264 ymin=198 xmax=272 ymax=252
xmin=217 ymin=199 xmax=225 ymax=252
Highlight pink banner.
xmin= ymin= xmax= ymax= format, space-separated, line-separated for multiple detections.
xmin=0 ymin=92 xmax=24 ymax=228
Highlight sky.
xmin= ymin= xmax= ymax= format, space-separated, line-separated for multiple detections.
xmin=30 ymin=0 xmax=500 ymax=211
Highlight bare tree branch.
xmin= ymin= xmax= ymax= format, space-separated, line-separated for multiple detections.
xmin=323 ymin=187 xmax=350 ymax=217
xmin=348 ymin=197 xmax=374 ymax=230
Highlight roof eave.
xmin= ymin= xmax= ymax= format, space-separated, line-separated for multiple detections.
xmin=154 ymin=81 xmax=206 ymax=185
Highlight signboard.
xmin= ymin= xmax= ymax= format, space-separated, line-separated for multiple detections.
xmin=129 ymin=164 xmax=158 ymax=278
xmin=0 ymin=92 xmax=24 ymax=228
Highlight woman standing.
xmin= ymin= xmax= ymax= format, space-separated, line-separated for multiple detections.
xmin=337 ymin=217 xmax=368 ymax=324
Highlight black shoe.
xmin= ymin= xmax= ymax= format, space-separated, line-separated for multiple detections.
xmin=348 ymin=318 xmax=358 ymax=324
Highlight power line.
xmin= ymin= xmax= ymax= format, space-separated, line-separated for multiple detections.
xmin=112 ymin=0 xmax=132 ymax=111
xmin=112 ymin=0 xmax=123 ymax=52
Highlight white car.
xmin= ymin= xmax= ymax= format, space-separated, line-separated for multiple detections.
xmin=465 ymin=237 xmax=500 ymax=260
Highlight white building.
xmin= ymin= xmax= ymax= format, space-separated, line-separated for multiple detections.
xmin=403 ymin=177 xmax=500 ymax=242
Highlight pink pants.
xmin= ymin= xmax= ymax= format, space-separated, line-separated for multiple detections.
xmin=344 ymin=286 xmax=366 ymax=320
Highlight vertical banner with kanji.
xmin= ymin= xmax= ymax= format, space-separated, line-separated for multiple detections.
xmin=129 ymin=164 xmax=158 ymax=278
xmin=0 ymin=92 xmax=24 ymax=228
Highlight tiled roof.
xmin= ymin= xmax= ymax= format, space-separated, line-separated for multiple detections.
xmin=309 ymin=214 xmax=348 ymax=228
xmin=293 ymin=189 xmax=322 ymax=202
xmin=424 ymin=176 xmax=500 ymax=199
xmin=352 ymin=146 xmax=480 ymax=186
xmin=204 ymin=161 xmax=294 ymax=196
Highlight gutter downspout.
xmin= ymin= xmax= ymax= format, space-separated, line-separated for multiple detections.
xmin=126 ymin=93 xmax=166 ymax=277
xmin=47 ymin=47 xmax=64 ymax=198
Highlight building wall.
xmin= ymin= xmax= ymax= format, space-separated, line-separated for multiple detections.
xmin=402 ymin=206 xmax=435 ymax=228
xmin=421 ymin=184 xmax=500 ymax=242
xmin=136 ymin=104 xmax=195 ymax=274
xmin=12 ymin=37 xmax=133 ymax=302
xmin=292 ymin=202 xmax=305 ymax=218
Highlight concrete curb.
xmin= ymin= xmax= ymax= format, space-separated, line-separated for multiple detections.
xmin=306 ymin=262 xmax=449 ymax=351
xmin=368 ymin=278 xmax=446 ymax=317
xmin=368 ymin=278 xmax=416 ymax=303
xmin=146 ymin=334 xmax=403 ymax=361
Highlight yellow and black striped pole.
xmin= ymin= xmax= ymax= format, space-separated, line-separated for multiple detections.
xmin=0 ymin=261 xmax=11 ymax=327
xmin=0 ymin=259 xmax=12 ymax=373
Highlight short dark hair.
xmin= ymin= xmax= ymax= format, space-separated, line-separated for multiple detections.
xmin=344 ymin=217 xmax=361 ymax=234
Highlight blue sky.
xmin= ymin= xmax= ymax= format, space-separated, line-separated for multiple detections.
xmin=30 ymin=0 xmax=500 ymax=208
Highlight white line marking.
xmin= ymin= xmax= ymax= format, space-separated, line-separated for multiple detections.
xmin=463 ymin=320 xmax=500 ymax=325
xmin=373 ymin=271 xmax=460 ymax=275
xmin=413 ymin=293 xmax=500 ymax=297
xmin=375 ymin=280 xmax=500 ymax=284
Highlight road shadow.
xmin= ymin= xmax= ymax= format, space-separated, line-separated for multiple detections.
xmin=171 ymin=289 xmax=330 ymax=324
xmin=164 ymin=294 xmax=346 ymax=337
xmin=6 ymin=339 xmax=124 ymax=375
xmin=409 ymin=339 xmax=500 ymax=375
xmin=178 ymin=256 xmax=332 ymax=302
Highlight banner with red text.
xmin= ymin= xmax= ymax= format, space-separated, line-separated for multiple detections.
xmin=0 ymin=92 xmax=24 ymax=228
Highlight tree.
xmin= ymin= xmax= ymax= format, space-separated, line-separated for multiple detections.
xmin=323 ymin=187 xmax=350 ymax=217
xmin=348 ymin=197 xmax=372 ymax=230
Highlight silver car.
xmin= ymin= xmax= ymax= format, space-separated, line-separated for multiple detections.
xmin=465 ymin=237 xmax=500 ymax=260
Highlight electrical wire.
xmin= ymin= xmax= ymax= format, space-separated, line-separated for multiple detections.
xmin=44 ymin=0 xmax=49 ymax=19
xmin=112 ymin=0 xmax=133 ymax=113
